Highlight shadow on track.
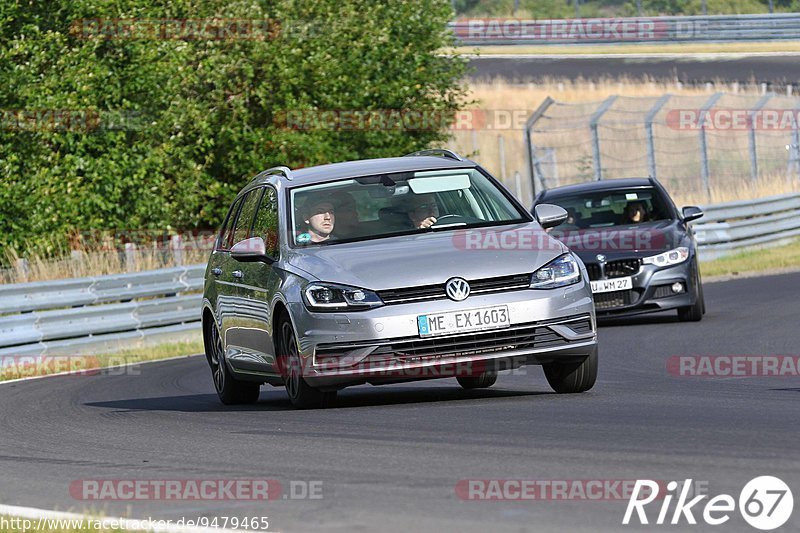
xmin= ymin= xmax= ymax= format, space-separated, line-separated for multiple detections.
xmin=84 ymin=386 xmax=549 ymax=412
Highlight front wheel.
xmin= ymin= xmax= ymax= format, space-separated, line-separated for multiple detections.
xmin=205 ymin=320 xmax=260 ymax=405
xmin=543 ymin=346 xmax=598 ymax=393
xmin=278 ymin=318 xmax=337 ymax=409
xmin=678 ymin=267 xmax=705 ymax=322
xmin=456 ymin=371 xmax=497 ymax=390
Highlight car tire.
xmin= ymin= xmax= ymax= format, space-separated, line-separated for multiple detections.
xmin=205 ymin=320 xmax=261 ymax=405
xmin=456 ymin=371 xmax=498 ymax=390
xmin=278 ymin=317 xmax=337 ymax=409
xmin=543 ymin=346 xmax=598 ymax=393
xmin=678 ymin=266 xmax=704 ymax=322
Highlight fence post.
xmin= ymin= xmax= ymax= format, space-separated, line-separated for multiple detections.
xmin=498 ymin=135 xmax=507 ymax=183
xmin=699 ymin=93 xmax=723 ymax=201
xmin=645 ymin=94 xmax=671 ymax=180
xmin=748 ymin=93 xmax=772 ymax=184
xmin=590 ymin=95 xmax=618 ymax=181
xmin=524 ymin=97 xmax=554 ymax=196
xmin=171 ymin=234 xmax=184 ymax=267
xmin=514 ymin=171 xmax=523 ymax=203
xmin=15 ymin=258 xmax=30 ymax=283
xmin=124 ymin=242 xmax=137 ymax=272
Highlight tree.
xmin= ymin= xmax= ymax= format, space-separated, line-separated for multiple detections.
xmin=0 ymin=0 xmax=468 ymax=260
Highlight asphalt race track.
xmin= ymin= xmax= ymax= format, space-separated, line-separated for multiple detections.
xmin=1 ymin=272 xmax=799 ymax=532
xmin=469 ymin=55 xmax=800 ymax=85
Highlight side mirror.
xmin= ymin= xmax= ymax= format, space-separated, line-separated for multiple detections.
xmin=534 ymin=204 xmax=568 ymax=229
xmin=681 ymin=206 xmax=704 ymax=223
xmin=231 ymin=237 xmax=274 ymax=263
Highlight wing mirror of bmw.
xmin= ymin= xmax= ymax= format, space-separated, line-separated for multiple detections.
xmin=534 ymin=204 xmax=569 ymax=229
xmin=681 ymin=206 xmax=704 ymax=223
xmin=231 ymin=237 xmax=274 ymax=264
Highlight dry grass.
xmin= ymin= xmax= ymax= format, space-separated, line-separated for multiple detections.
xmin=1 ymin=236 xmax=213 ymax=284
xmin=447 ymin=78 xmax=800 ymax=207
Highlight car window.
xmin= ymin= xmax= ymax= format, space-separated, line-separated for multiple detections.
xmin=217 ymin=196 xmax=244 ymax=251
xmin=543 ymin=188 xmax=672 ymax=229
xmin=232 ymin=188 xmax=264 ymax=245
xmin=288 ymin=168 xmax=527 ymax=246
xmin=252 ymin=187 xmax=280 ymax=258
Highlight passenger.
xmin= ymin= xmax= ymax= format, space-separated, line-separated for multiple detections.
xmin=330 ymin=191 xmax=362 ymax=239
xmin=407 ymin=194 xmax=440 ymax=229
xmin=624 ymin=201 xmax=648 ymax=224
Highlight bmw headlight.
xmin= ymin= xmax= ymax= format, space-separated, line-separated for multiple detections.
xmin=643 ymin=247 xmax=689 ymax=267
xmin=303 ymin=282 xmax=384 ymax=312
xmin=531 ymin=254 xmax=581 ymax=289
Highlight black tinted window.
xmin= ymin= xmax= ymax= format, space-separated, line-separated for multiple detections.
xmin=232 ymin=188 xmax=264 ymax=245
xmin=218 ymin=197 xmax=243 ymax=251
xmin=252 ymin=187 xmax=280 ymax=258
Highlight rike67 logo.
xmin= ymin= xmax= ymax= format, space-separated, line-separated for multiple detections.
xmin=623 ymin=477 xmax=794 ymax=530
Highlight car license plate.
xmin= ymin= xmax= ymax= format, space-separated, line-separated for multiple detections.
xmin=590 ymin=276 xmax=633 ymax=293
xmin=417 ymin=305 xmax=510 ymax=337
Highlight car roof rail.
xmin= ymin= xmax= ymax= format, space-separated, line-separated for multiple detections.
xmin=263 ymin=165 xmax=294 ymax=181
xmin=404 ymin=149 xmax=464 ymax=162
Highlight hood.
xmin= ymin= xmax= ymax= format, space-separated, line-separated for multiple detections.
xmin=284 ymin=223 xmax=566 ymax=290
xmin=550 ymin=220 xmax=683 ymax=261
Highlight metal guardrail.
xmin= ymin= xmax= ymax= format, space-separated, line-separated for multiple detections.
xmin=0 ymin=265 xmax=205 ymax=356
xmin=695 ymin=192 xmax=800 ymax=261
xmin=450 ymin=13 xmax=800 ymax=46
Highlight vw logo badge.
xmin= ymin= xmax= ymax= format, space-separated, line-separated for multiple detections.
xmin=445 ymin=278 xmax=470 ymax=302
xmin=596 ymin=254 xmax=607 ymax=263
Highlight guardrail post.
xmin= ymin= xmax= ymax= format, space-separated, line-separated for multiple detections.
xmin=699 ymin=93 xmax=723 ymax=202
xmin=124 ymin=242 xmax=137 ymax=272
xmin=590 ymin=95 xmax=618 ymax=181
xmin=514 ymin=171 xmax=523 ymax=202
xmin=645 ymin=94 xmax=671 ymax=180
xmin=171 ymin=234 xmax=184 ymax=267
xmin=524 ymin=97 xmax=554 ymax=195
xmin=748 ymin=94 xmax=773 ymax=184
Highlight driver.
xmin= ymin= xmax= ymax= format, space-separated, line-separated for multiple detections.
xmin=407 ymin=194 xmax=440 ymax=229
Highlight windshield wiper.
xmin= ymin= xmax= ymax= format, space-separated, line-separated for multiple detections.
xmin=430 ymin=222 xmax=468 ymax=230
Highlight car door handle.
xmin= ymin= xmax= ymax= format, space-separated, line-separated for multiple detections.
xmin=232 ymin=270 xmax=244 ymax=280
xmin=211 ymin=268 xmax=222 ymax=276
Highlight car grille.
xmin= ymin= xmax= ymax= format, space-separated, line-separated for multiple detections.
xmin=376 ymin=273 xmax=532 ymax=305
xmin=585 ymin=258 xmax=642 ymax=281
xmin=593 ymin=289 xmax=637 ymax=310
xmin=315 ymin=315 xmax=593 ymax=360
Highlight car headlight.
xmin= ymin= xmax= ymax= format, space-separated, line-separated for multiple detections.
xmin=643 ymin=247 xmax=689 ymax=267
xmin=530 ymin=254 xmax=581 ymax=289
xmin=303 ymin=282 xmax=384 ymax=312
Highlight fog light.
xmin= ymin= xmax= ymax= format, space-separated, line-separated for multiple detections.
xmin=671 ymin=282 xmax=684 ymax=293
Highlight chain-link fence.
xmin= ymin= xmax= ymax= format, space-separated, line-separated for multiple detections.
xmin=525 ymin=93 xmax=800 ymax=201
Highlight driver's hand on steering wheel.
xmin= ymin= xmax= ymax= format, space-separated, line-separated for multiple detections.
xmin=418 ymin=216 xmax=437 ymax=229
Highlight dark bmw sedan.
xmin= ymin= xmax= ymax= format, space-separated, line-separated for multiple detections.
xmin=533 ymin=178 xmax=706 ymax=321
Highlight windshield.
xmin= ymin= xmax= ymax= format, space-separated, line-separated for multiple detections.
xmin=542 ymin=187 xmax=673 ymax=230
xmin=289 ymin=168 xmax=527 ymax=246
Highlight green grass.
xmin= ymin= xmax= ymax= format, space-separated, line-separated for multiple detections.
xmin=0 ymin=338 xmax=204 ymax=382
xmin=701 ymin=238 xmax=800 ymax=278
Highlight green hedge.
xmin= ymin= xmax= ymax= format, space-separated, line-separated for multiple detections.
xmin=0 ymin=0 xmax=467 ymax=261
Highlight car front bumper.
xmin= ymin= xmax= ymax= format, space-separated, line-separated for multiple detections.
xmin=288 ymin=282 xmax=597 ymax=389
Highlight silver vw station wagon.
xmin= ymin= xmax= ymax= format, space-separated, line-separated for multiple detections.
xmin=202 ymin=150 xmax=598 ymax=408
